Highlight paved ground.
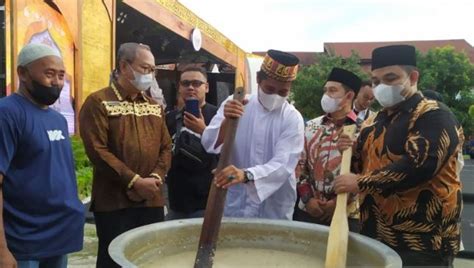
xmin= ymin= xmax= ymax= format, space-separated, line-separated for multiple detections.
xmin=69 ymin=223 xmax=97 ymax=267
xmin=461 ymin=159 xmax=474 ymax=195
xmin=69 ymin=160 xmax=474 ymax=267
xmin=460 ymin=159 xmax=474 ymax=255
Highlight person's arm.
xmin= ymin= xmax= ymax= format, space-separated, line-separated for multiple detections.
xmin=296 ymin=124 xmax=313 ymax=196
xmin=0 ymin=109 xmax=18 ymax=267
xmin=201 ymin=97 xmax=245 ymax=153
xmin=183 ymin=111 xmax=206 ymax=135
xmin=79 ymin=95 xmax=139 ymax=188
xmin=149 ymin=110 xmax=173 ymax=181
xmin=214 ymin=112 xmax=305 ymax=203
xmin=298 ymin=132 xmax=325 ymax=218
xmin=357 ymin=109 xmax=461 ymax=195
xmin=201 ymin=98 xmax=230 ymax=154
xmin=248 ymin=112 xmax=305 ymax=202
xmin=0 ymin=174 xmax=17 ymax=268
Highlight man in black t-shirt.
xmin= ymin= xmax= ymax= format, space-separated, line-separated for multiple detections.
xmin=165 ymin=66 xmax=218 ymax=219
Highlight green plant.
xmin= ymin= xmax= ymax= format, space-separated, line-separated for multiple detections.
xmin=71 ymin=136 xmax=93 ymax=200
xmin=417 ymin=46 xmax=474 ymax=136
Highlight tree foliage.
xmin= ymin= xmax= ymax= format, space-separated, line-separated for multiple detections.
xmin=71 ymin=136 xmax=92 ymax=199
xmin=417 ymin=46 xmax=474 ymax=135
xmin=292 ymin=46 xmax=474 ymax=135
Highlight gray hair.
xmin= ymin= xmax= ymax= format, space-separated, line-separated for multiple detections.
xmin=116 ymin=42 xmax=151 ymax=73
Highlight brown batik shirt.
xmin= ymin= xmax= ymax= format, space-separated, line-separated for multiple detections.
xmin=79 ymin=80 xmax=172 ymax=212
xmin=353 ymin=92 xmax=464 ymax=256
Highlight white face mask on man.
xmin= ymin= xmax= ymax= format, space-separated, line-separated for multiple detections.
xmin=127 ymin=63 xmax=154 ymax=91
xmin=320 ymin=94 xmax=343 ymax=114
xmin=258 ymin=87 xmax=287 ymax=111
xmin=374 ymin=77 xmax=410 ymax=108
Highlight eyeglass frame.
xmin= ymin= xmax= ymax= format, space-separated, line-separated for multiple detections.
xmin=179 ymin=80 xmax=207 ymax=88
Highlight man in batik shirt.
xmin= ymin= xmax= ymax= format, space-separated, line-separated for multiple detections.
xmin=295 ymin=68 xmax=361 ymax=232
xmin=335 ymin=45 xmax=463 ymax=268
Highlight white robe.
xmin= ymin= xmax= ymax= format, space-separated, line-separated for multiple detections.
xmin=201 ymin=94 xmax=305 ymax=220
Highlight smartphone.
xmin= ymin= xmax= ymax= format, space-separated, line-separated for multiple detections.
xmin=185 ymin=98 xmax=200 ymax=117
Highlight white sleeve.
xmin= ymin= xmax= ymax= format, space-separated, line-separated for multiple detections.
xmin=248 ymin=110 xmax=305 ymax=202
xmin=201 ymin=96 xmax=231 ymax=154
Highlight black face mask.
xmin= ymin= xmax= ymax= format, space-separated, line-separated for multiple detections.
xmin=26 ymin=79 xmax=62 ymax=106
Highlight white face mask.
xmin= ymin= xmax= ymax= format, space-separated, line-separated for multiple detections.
xmin=128 ymin=63 xmax=154 ymax=91
xmin=258 ymin=87 xmax=287 ymax=111
xmin=321 ymin=94 xmax=343 ymax=114
xmin=374 ymin=78 xmax=409 ymax=108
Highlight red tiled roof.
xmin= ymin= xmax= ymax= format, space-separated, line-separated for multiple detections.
xmin=252 ymin=51 xmax=323 ymax=66
xmin=324 ymin=39 xmax=474 ymax=62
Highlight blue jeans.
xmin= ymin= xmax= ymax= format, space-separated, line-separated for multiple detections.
xmin=17 ymin=255 xmax=67 ymax=268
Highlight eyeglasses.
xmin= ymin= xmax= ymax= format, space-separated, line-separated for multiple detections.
xmin=179 ymin=80 xmax=206 ymax=88
xmin=127 ymin=61 xmax=157 ymax=75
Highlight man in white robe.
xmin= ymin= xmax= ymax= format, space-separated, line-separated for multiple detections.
xmin=201 ymin=50 xmax=304 ymax=220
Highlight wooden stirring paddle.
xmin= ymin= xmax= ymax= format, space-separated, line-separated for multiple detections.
xmin=194 ymin=52 xmax=249 ymax=268
xmin=193 ymin=86 xmax=245 ymax=268
xmin=325 ymin=124 xmax=357 ymax=268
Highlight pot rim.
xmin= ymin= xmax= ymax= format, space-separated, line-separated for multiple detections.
xmin=109 ymin=217 xmax=402 ymax=268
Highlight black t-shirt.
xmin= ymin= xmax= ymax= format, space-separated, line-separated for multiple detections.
xmin=165 ymin=103 xmax=218 ymax=213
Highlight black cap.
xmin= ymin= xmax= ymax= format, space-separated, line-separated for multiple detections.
xmin=372 ymin=45 xmax=416 ymax=70
xmin=261 ymin=50 xmax=300 ymax=81
xmin=326 ymin=67 xmax=362 ymax=93
xmin=267 ymin=49 xmax=299 ymax=66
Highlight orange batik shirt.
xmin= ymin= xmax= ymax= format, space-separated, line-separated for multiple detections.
xmin=353 ymin=93 xmax=464 ymax=256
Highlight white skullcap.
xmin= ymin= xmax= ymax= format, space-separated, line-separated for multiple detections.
xmin=17 ymin=43 xmax=61 ymax=67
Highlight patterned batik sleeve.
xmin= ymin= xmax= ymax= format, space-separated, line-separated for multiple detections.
xmin=299 ymin=137 xmax=310 ymax=183
xmin=357 ymin=108 xmax=461 ymax=196
xmin=351 ymin=124 xmax=369 ymax=174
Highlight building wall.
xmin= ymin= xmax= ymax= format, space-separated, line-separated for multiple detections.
xmin=6 ymin=0 xmax=76 ymax=133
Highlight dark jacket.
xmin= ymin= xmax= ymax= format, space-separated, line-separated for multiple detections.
xmin=165 ymin=103 xmax=218 ymax=213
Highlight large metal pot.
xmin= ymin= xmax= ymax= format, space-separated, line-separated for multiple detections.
xmin=109 ymin=218 xmax=402 ymax=267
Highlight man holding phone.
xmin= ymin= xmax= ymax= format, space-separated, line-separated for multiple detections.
xmin=165 ymin=66 xmax=218 ymax=220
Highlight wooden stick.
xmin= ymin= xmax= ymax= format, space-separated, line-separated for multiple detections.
xmin=193 ymin=87 xmax=246 ymax=268
xmin=325 ymin=124 xmax=357 ymax=268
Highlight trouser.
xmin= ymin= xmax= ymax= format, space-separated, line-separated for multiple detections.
xmin=166 ymin=208 xmax=205 ymax=220
xmin=17 ymin=255 xmax=67 ymax=268
xmin=293 ymin=207 xmax=360 ymax=232
xmin=94 ymin=207 xmax=164 ymax=268
xmin=398 ymin=250 xmax=454 ymax=268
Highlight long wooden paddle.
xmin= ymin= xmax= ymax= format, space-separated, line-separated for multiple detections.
xmin=194 ymin=53 xmax=250 ymax=268
xmin=194 ymin=87 xmax=245 ymax=268
xmin=325 ymin=124 xmax=357 ymax=268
